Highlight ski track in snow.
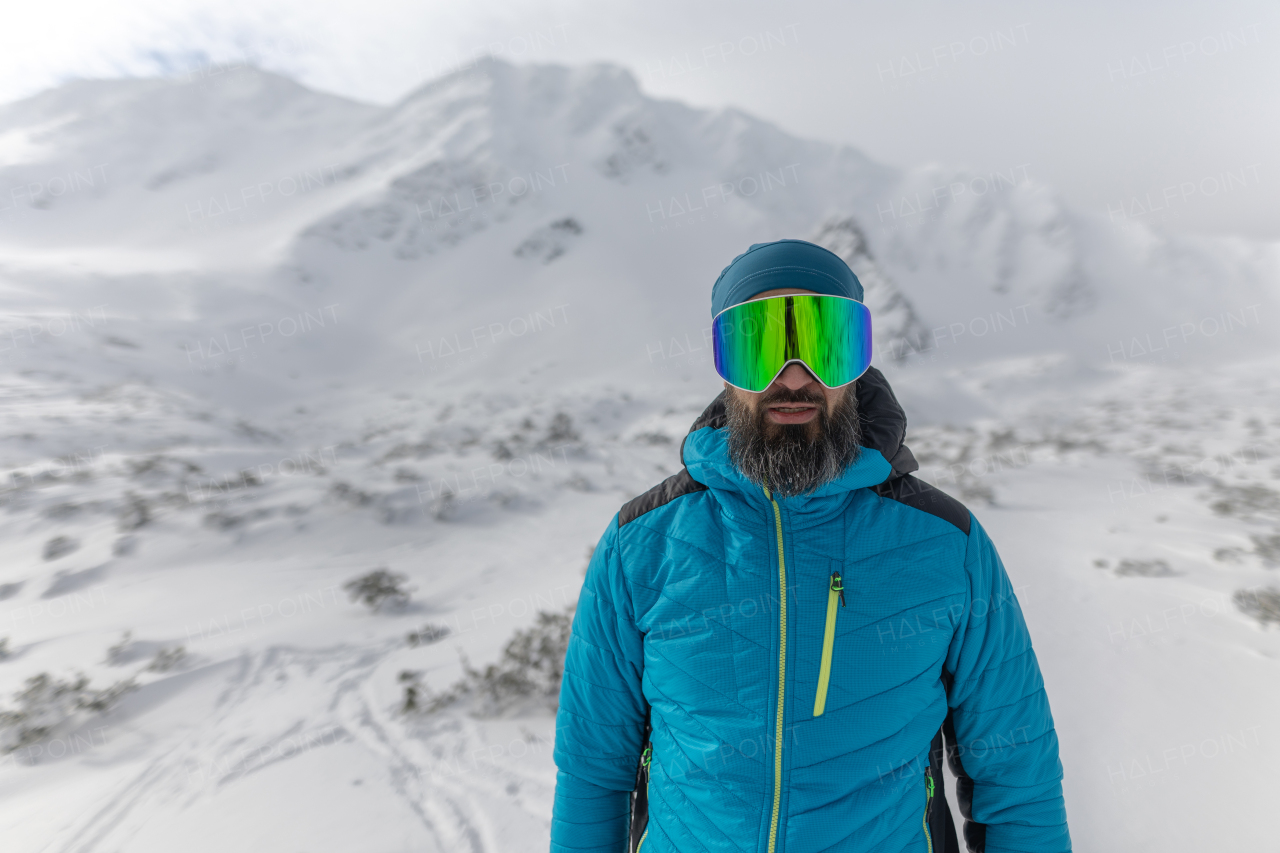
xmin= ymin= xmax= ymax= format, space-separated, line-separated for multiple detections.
xmin=37 ymin=640 xmax=555 ymax=853
xmin=42 ymin=644 xmax=389 ymax=852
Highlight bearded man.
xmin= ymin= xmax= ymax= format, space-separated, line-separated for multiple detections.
xmin=551 ymin=240 xmax=1070 ymax=853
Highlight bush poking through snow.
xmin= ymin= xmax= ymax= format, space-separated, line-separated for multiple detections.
xmin=406 ymin=623 xmax=450 ymax=646
xmin=0 ymin=672 xmax=137 ymax=753
xmin=42 ymin=535 xmax=79 ymax=561
xmin=106 ymin=631 xmax=133 ymax=664
xmin=117 ymin=492 xmax=151 ymax=531
xmin=1235 ymin=587 xmax=1280 ymax=626
xmin=330 ymin=482 xmax=374 ymax=507
xmin=398 ymin=670 xmax=423 ymax=713
xmin=344 ymin=568 xmax=412 ymax=612
xmin=1114 ymin=558 xmax=1175 ymax=577
xmin=545 ymin=412 xmax=578 ymax=444
xmin=147 ymin=645 xmax=187 ymax=672
xmin=1250 ymin=533 xmax=1280 ymax=565
xmin=0 ymin=638 xmax=9 ymax=660
xmin=415 ymin=603 xmax=574 ymax=716
xmin=955 ymin=479 xmax=996 ymax=506
xmin=1209 ymin=483 xmax=1280 ymax=522
xmin=104 ymin=632 xmax=185 ymax=671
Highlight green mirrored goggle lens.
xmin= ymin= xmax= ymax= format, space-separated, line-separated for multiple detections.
xmin=711 ymin=294 xmax=873 ymax=392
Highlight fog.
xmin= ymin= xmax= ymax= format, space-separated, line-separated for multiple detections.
xmin=0 ymin=3 xmax=1276 ymax=851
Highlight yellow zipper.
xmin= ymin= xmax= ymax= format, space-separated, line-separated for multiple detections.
xmin=812 ymin=571 xmax=845 ymax=717
xmin=764 ymin=483 xmax=787 ymax=853
xmin=637 ymin=829 xmax=648 ymax=852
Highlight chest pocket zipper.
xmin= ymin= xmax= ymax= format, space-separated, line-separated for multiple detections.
xmin=812 ymin=570 xmax=845 ymax=717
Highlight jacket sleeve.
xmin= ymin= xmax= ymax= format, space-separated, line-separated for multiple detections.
xmin=943 ymin=514 xmax=1071 ymax=853
xmin=551 ymin=515 xmax=648 ymax=853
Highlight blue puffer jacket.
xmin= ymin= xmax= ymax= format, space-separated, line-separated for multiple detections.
xmin=552 ymin=369 xmax=1070 ymax=853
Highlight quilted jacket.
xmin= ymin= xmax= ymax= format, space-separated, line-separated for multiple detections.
xmin=551 ymin=368 xmax=1070 ymax=852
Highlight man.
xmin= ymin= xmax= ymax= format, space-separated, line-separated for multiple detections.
xmin=551 ymin=240 xmax=1070 ymax=852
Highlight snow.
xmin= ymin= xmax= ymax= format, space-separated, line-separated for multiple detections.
xmin=0 ymin=56 xmax=1277 ymax=851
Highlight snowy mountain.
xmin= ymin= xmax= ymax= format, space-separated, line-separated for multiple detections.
xmin=3 ymin=58 xmax=1275 ymax=416
xmin=0 ymin=59 xmax=1278 ymax=852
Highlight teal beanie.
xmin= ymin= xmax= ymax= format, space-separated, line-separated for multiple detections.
xmin=710 ymin=239 xmax=864 ymax=317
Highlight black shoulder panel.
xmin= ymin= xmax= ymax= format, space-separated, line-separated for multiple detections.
xmin=873 ymin=474 xmax=971 ymax=535
xmin=619 ymin=468 xmax=708 ymax=527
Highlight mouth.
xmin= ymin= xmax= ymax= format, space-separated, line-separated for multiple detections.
xmin=765 ymin=403 xmax=819 ymax=424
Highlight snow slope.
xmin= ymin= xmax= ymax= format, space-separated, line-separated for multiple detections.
xmin=0 ymin=58 xmax=1277 ymax=851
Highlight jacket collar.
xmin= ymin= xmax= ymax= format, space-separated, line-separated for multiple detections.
xmin=678 ymin=366 xmax=918 ymax=530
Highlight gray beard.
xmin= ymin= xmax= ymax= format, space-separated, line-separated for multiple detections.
xmin=724 ymin=383 xmax=863 ymax=498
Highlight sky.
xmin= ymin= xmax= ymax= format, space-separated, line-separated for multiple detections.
xmin=3 ymin=0 xmax=1278 ymax=240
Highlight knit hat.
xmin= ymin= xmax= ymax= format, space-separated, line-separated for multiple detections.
xmin=710 ymin=239 xmax=864 ymax=318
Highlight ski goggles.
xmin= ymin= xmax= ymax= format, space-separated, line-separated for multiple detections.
xmin=711 ymin=294 xmax=873 ymax=392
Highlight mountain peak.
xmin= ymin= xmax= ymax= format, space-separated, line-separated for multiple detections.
xmin=391 ymin=57 xmax=644 ymax=117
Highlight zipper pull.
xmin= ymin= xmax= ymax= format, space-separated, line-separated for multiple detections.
xmin=925 ymin=766 xmax=935 ymax=800
xmin=641 ymin=745 xmax=652 ymax=782
xmin=831 ymin=571 xmax=845 ymax=606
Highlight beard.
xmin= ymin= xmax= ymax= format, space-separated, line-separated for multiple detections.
xmin=724 ymin=383 xmax=863 ymax=498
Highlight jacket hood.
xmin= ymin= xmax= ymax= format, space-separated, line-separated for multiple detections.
xmin=678 ymin=366 xmax=919 ymax=529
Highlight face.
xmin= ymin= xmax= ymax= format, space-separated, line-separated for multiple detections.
xmin=721 ymin=288 xmax=863 ymax=497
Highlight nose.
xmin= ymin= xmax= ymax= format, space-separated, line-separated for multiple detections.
xmin=774 ymin=362 xmax=819 ymax=391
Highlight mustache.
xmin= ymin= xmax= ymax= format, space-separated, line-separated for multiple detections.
xmin=758 ymin=386 xmax=827 ymax=407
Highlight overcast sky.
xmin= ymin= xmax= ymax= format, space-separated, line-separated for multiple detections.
xmin=4 ymin=0 xmax=1277 ymax=240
